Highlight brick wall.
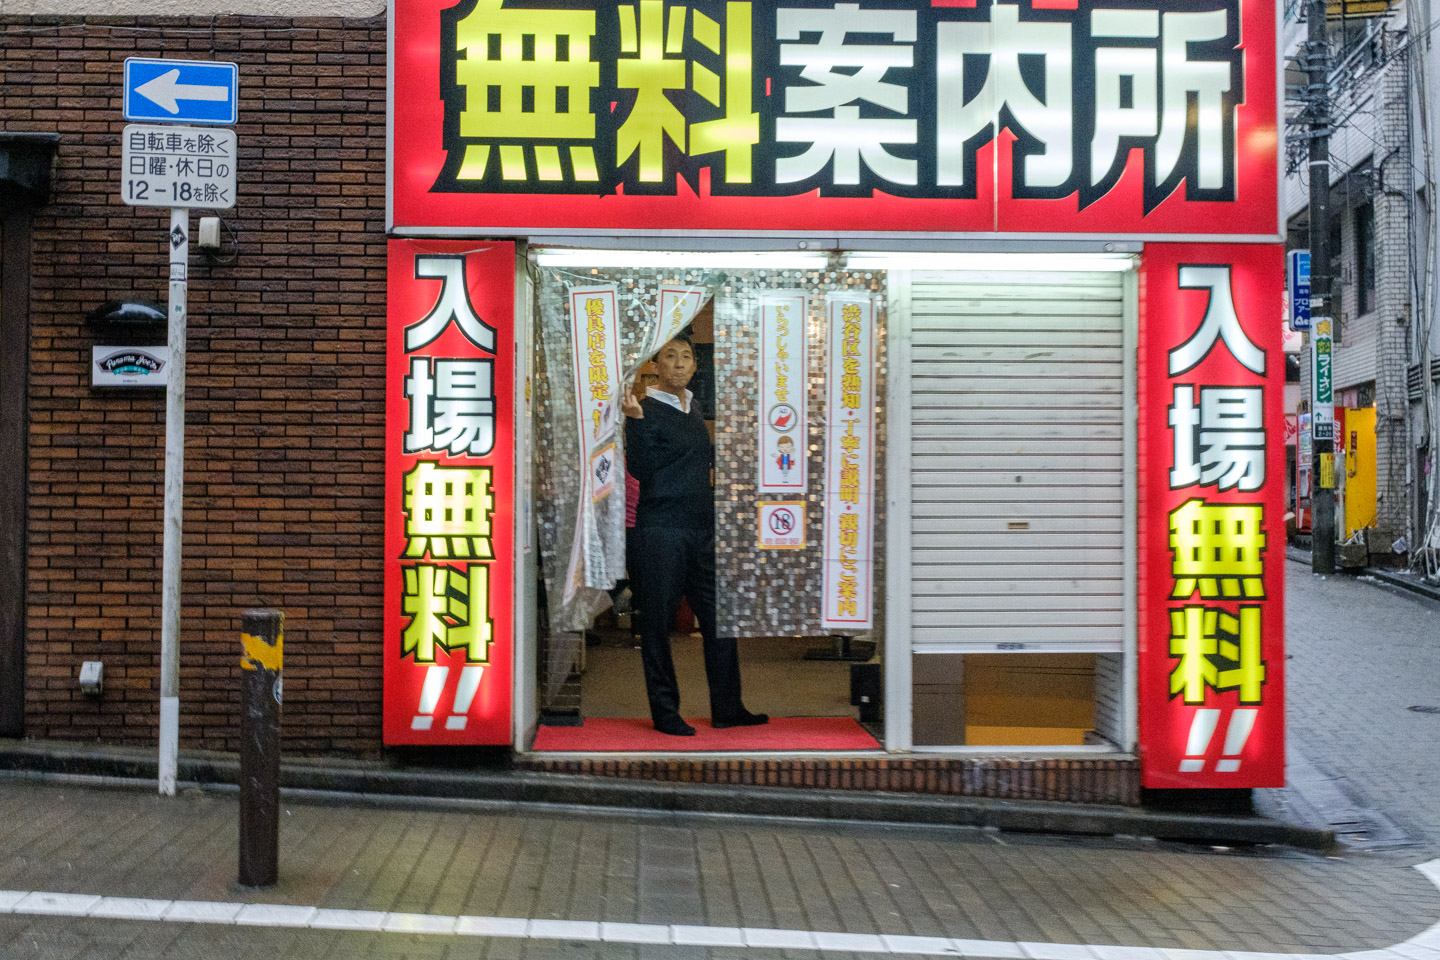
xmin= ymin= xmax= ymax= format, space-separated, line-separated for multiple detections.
xmin=521 ymin=756 xmax=1143 ymax=806
xmin=1 ymin=14 xmax=390 ymax=754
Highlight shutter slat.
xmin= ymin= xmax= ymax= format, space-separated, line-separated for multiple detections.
xmin=908 ymin=273 xmax=1126 ymax=653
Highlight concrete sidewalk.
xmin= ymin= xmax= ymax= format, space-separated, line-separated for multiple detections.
xmin=0 ymin=776 xmax=1436 ymax=960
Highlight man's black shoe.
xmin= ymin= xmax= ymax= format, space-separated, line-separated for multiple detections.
xmin=655 ymin=717 xmax=696 ymax=736
xmin=711 ymin=710 xmax=769 ymax=729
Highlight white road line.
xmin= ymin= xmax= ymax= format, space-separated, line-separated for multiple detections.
xmin=0 ymin=859 xmax=1433 ymax=957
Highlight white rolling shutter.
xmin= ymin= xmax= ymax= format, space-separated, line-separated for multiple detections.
xmin=906 ymin=270 xmax=1129 ymax=652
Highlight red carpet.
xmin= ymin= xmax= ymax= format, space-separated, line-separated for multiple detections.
xmin=531 ymin=716 xmax=880 ymax=752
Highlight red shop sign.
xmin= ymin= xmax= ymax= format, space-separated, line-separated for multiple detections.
xmin=1138 ymin=243 xmax=1285 ymax=788
xmin=389 ymin=0 xmax=1278 ymax=238
xmin=384 ymin=240 xmax=516 ymax=745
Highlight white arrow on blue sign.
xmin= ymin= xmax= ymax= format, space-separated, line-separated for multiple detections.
xmin=124 ymin=58 xmax=238 ymax=126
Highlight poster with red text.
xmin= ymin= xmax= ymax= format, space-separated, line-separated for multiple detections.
xmin=385 ymin=240 xmax=515 ymax=745
xmin=1138 ymin=243 xmax=1284 ymax=788
xmin=822 ymin=293 xmax=876 ymax=631
xmin=759 ymin=292 xmax=808 ymax=493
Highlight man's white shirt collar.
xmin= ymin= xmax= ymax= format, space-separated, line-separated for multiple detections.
xmin=647 ymin=386 xmax=693 ymax=414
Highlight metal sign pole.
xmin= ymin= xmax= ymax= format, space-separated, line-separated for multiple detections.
xmin=118 ymin=60 xmax=235 ymax=795
xmin=159 ymin=206 xmax=188 ymax=796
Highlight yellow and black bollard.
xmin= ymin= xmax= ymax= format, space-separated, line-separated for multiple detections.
xmin=238 ymin=609 xmax=283 ymax=887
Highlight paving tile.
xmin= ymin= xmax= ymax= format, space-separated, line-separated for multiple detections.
xmin=526 ymin=919 xmax=601 ymax=941
xmin=953 ymin=939 xmax=1028 ymax=958
xmin=90 ymin=897 xmax=174 ymax=920
xmin=455 ymin=915 xmax=531 ymax=938
xmin=163 ymin=900 xmax=243 ymax=923
xmin=740 ymin=927 xmax=818 ymax=949
xmin=671 ymin=924 xmax=745 ymax=946
xmin=308 ymin=908 xmax=387 ymax=930
xmin=1091 ymin=947 xmax=1168 ymax=960
xmin=380 ymin=912 xmax=457 ymax=934
xmin=1020 ymin=944 xmax=1101 ymax=960
xmin=234 ymin=904 xmax=319 ymax=926
xmin=1160 ymin=950 xmax=1222 ymax=960
xmin=814 ymin=930 xmax=888 ymax=952
xmin=16 ymin=892 xmax=102 ymax=916
xmin=599 ymin=921 xmax=671 ymax=943
xmin=881 ymin=933 xmax=966 ymax=955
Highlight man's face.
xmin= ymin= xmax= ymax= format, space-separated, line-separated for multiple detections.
xmin=654 ymin=340 xmax=696 ymax=393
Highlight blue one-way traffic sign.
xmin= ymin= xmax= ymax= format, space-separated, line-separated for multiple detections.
xmin=124 ymin=58 xmax=238 ymax=126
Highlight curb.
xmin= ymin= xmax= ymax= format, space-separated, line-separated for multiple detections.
xmin=0 ymin=740 xmax=1334 ymax=851
xmin=1363 ymin=566 xmax=1440 ymax=604
xmin=1289 ymin=545 xmax=1440 ymax=603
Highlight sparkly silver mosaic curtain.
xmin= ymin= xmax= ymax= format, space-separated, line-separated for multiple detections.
xmin=532 ymin=262 xmax=886 ymax=648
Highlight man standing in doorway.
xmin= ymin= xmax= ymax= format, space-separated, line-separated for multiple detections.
xmin=622 ymin=336 xmax=768 ymax=736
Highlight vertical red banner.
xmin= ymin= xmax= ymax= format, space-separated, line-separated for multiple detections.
xmin=385 ymin=240 xmax=516 ymax=745
xmin=1138 ymin=244 xmax=1285 ymax=788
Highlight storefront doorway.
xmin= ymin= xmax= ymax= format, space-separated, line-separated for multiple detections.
xmin=526 ymin=251 xmax=887 ymax=752
xmin=517 ymin=248 xmax=1139 ymax=756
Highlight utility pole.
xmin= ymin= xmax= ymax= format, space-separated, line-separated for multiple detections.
xmin=1307 ymin=0 xmax=1336 ymax=575
xmin=159 ymin=205 xmax=188 ymax=795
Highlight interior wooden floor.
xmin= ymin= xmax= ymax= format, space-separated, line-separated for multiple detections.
xmin=578 ymin=630 xmax=858 ymax=721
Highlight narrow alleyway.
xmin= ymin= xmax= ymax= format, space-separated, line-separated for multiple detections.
xmin=1260 ymin=559 xmax=1440 ymax=856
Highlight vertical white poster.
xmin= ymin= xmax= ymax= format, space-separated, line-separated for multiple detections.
xmin=568 ymin=284 xmax=622 ymax=463
xmin=758 ymin=292 xmax=808 ymax=493
xmin=650 ymin=285 xmax=708 ymax=358
xmin=822 ymin=293 xmax=875 ymax=631
xmin=567 ymin=284 xmax=622 ymax=596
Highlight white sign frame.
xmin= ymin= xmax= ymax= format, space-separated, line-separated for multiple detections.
xmin=1287 ymin=250 xmax=1311 ymax=331
xmin=758 ymin=292 xmax=808 ymax=494
xmin=92 ymin=345 xmax=170 ymax=387
xmin=650 ymin=285 xmax=707 ymax=359
xmin=821 ymin=293 xmax=876 ymax=631
xmin=1311 ymin=317 xmax=1334 ymax=442
xmin=121 ymin=124 xmax=237 ymax=210
xmin=757 ymin=501 xmax=806 ymax=550
xmin=123 ymin=57 xmax=239 ymax=126
xmin=568 ymin=284 xmax=623 ymax=457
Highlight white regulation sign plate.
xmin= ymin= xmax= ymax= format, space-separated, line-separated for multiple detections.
xmin=120 ymin=123 xmax=236 ymax=209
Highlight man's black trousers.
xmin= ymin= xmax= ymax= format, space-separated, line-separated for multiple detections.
xmin=629 ymin=526 xmax=744 ymax=725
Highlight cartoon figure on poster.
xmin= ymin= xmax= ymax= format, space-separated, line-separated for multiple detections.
xmin=621 ymin=335 xmax=768 ymax=736
xmin=774 ymin=435 xmax=797 ymax=483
